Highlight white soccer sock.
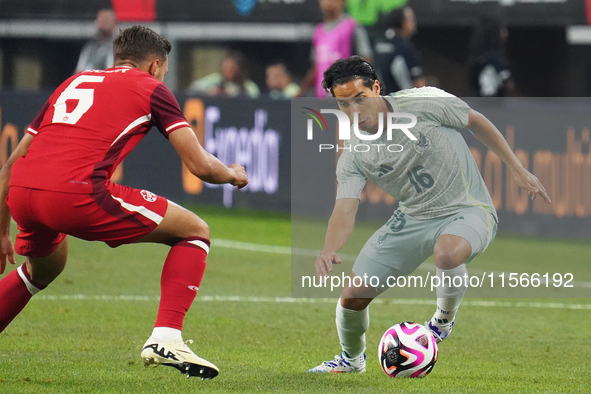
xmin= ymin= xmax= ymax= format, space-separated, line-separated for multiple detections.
xmin=152 ymin=327 xmax=182 ymax=341
xmin=336 ymin=299 xmax=369 ymax=361
xmin=433 ymin=264 xmax=468 ymax=324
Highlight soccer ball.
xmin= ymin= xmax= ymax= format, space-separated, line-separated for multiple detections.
xmin=378 ymin=322 xmax=438 ymax=378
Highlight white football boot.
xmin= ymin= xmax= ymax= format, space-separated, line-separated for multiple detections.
xmin=307 ymin=352 xmax=366 ymax=373
xmin=141 ymin=337 xmax=219 ymax=379
xmin=425 ymin=319 xmax=454 ymax=343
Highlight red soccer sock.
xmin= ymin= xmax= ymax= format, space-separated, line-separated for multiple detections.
xmin=0 ymin=264 xmax=44 ymax=333
xmin=154 ymin=237 xmax=209 ymax=331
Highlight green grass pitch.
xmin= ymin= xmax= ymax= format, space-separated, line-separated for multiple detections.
xmin=0 ymin=205 xmax=589 ymax=393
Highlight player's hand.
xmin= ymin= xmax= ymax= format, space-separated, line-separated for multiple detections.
xmin=512 ymin=167 xmax=551 ymax=203
xmin=229 ymin=163 xmax=248 ymax=189
xmin=315 ymin=251 xmax=342 ymax=282
xmin=0 ymin=233 xmax=16 ymax=275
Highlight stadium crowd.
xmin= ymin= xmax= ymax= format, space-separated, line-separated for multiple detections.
xmin=67 ymin=2 xmax=517 ymax=99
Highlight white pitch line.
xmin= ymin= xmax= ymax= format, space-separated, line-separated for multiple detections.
xmin=212 ymin=239 xmax=292 ymax=255
xmin=34 ymin=294 xmax=591 ymax=310
xmin=33 ymin=239 xmax=590 ymax=308
xmin=212 ymin=238 xmax=591 ymax=289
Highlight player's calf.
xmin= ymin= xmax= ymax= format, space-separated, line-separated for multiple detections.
xmin=0 ymin=241 xmax=68 ymax=333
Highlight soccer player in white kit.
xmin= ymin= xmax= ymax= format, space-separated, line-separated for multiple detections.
xmin=308 ymin=56 xmax=550 ymax=373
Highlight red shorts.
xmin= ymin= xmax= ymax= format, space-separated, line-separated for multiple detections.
xmin=7 ymin=183 xmax=168 ymax=258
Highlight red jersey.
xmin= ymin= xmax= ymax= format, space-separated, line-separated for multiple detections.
xmin=10 ymin=67 xmax=189 ymax=194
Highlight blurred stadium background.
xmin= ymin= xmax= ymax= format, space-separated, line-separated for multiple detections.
xmin=0 ymin=0 xmax=590 ymax=94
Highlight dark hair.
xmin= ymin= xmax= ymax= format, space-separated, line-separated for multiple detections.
xmin=222 ymin=51 xmax=249 ymax=86
xmin=267 ymin=59 xmax=291 ymax=75
xmin=113 ymin=25 xmax=171 ymax=64
xmin=321 ymin=56 xmax=384 ymax=96
xmin=267 ymin=59 xmax=288 ymax=70
xmin=386 ymin=7 xmax=406 ymax=30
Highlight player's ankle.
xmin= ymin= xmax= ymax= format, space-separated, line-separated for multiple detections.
xmin=430 ymin=317 xmax=454 ymax=326
xmin=151 ymin=327 xmax=182 ymax=341
xmin=343 ymin=351 xmax=364 ymax=367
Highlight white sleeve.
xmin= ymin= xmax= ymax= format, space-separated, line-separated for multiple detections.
xmin=401 ymin=87 xmax=471 ymax=129
xmin=435 ymin=94 xmax=471 ymax=129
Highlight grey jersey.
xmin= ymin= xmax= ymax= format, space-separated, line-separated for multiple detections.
xmin=336 ymin=87 xmax=497 ymax=221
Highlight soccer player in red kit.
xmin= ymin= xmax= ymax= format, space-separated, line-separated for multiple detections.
xmin=0 ymin=26 xmax=247 ymax=380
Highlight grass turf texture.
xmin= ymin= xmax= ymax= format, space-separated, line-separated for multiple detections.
xmin=0 ymin=205 xmax=589 ymax=393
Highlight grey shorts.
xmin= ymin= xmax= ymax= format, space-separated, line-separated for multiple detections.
xmin=352 ymin=207 xmax=497 ymax=284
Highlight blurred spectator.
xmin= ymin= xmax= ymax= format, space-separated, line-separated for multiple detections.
xmin=468 ymin=15 xmax=514 ymax=97
xmin=298 ymin=0 xmax=373 ymax=97
xmin=189 ymin=52 xmax=260 ymax=98
xmin=374 ymin=6 xmax=425 ymax=94
xmin=266 ymin=61 xmax=299 ymax=99
xmin=75 ymin=9 xmax=117 ymax=73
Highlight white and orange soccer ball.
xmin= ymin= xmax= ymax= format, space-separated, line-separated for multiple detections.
xmin=378 ymin=322 xmax=438 ymax=378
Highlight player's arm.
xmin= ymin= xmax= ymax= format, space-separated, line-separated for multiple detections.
xmin=169 ymin=127 xmax=248 ymax=188
xmin=0 ymin=133 xmax=34 ymax=274
xmin=150 ymin=82 xmax=247 ymax=187
xmin=315 ymin=198 xmax=360 ymax=279
xmin=467 ymin=109 xmax=551 ymax=203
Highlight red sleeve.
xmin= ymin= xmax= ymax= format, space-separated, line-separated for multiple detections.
xmin=27 ymin=100 xmax=51 ymax=136
xmin=150 ymin=83 xmax=190 ymax=138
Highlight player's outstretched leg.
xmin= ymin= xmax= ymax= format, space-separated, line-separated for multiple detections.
xmin=308 ymin=276 xmax=374 ymax=374
xmin=136 ymin=201 xmax=218 ymax=379
xmin=426 ymin=234 xmax=471 ymax=343
xmin=0 ymin=239 xmax=68 ymax=332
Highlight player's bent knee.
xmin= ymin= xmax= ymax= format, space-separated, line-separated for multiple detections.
xmin=434 ymin=247 xmax=454 ymax=265
xmin=27 ymin=241 xmax=68 ymax=287
xmin=190 ymin=216 xmax=209 ymax=240
xmin=162 ymin=201 xmax=210 ymax=240
xmin=433 ymin=242 xmax=469 ymax=269
xmin=177 ymin=205 xmax=209 ymax=239
xmin=341 ymin=285 xmax=375 ymax=310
